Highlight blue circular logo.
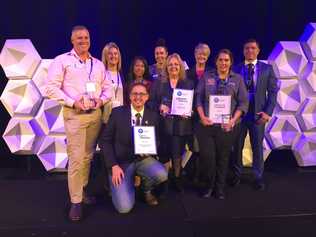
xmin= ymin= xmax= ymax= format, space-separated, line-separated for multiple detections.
xmin=138 ymin=128 xmax=143 ymax=133
xmin=214 ymin=97 xmax=219 ymax=103
xmin=177 ymin=91 xmax=182 ymax=96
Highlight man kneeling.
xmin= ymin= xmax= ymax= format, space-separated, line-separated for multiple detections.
xmin=99 ymin=82 xmax=167 ymax=213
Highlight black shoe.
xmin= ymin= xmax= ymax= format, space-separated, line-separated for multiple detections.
xmin=159 ymin=181 xmax=169 ymax=199
xmin=200 ymin=188 xmax=213 ymax=198
xmin=254 ymin=179 xmax=265 ymax=191
xmin=68 ymin=203 xmax=82 ymax=221
xmin=174 ymin=177 xmax=184 ymax=193
xmin=214 ymin=189 xmax=225 ymax=200
xmin=82 ymin=190 xmax=96 ymax=205
xmin=229 ymin=176 xmax=241 ymax=187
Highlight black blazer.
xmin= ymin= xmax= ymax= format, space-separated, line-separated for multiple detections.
xmin=99 ymin=105 xmax=160 ymax=169
xmin=187 ymin=65 xmax=213 ymax=88
xmin=234 ymin=61 xmax=278 ymax=116
xmin=148 ymin=78 xmax=194 ymax=136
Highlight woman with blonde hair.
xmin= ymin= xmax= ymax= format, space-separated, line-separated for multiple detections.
xmin=148 ymin=53 xmax=194 ymax=194
xmin=101 ymin=42 xmax=125 ymax=123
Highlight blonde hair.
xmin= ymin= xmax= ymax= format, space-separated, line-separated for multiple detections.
xmin=101 ymin=42 xmax=122 ymax=71
xmin=194 ymin=43 xmax=211 ymax=57
xmin=166 ymin=53 xmax=186 ymax=81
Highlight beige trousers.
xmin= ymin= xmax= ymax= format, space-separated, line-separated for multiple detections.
xmin=63 ymin=107 xmax=102 ymax=203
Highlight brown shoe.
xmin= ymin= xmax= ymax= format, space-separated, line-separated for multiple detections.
xmin=68 ymin=203 xmax=82 ymax=221
xmin=144 ymin=192 xmax=158 ymax=206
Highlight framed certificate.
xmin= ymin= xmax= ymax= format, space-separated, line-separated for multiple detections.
xmin=133 ymin=126 xmax=157 ymax=155
xmin=170 ymin=89 xmax=194 ymax=117
xmin=209 ymin=95 xmax=231 ymax=124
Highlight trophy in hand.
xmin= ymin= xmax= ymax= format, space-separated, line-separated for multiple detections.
xmin=82 ymin=93 xmax=96 ymax=111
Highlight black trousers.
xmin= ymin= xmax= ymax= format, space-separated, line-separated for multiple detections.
xmin=196 ymin=123 xmax=233 ymax=190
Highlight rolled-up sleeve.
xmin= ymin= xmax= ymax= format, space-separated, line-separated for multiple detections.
xmin=46 ymin=56 xmax=75 ymax=107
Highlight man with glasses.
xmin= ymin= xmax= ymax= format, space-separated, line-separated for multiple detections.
xmin=99 ymin=82 xmax=167 ymax=213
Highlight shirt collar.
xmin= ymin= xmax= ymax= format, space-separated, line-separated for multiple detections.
xmin=131 ymin=104 xmax=145 ymax=118
xmin=70 ymin=49 xmax=92 ymax=61
xmin=244 ymin=59 xmax=258 ymax=66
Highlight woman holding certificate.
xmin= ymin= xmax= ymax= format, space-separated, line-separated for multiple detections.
xmin=148 ymin=53 xmax=194 ymax=193
xmin=195 ymin=49 xmax=248 ymax=200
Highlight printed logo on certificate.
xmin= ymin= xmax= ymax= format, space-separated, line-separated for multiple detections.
xmin=209 ymin=95 xmax=231 ymax=124
xmin=170 ymin=89 xmax=194 ymax=117
xmin=133 ymin=126 xmax=157 ymax=155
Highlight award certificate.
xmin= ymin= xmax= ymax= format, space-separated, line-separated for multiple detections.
xmin=170 ymin=89 xmax=194 ymax=117
xmin=134 ymin=126 xmax=157 ymax=155
xmin=209 ymin=95 xmax=231 ymax=124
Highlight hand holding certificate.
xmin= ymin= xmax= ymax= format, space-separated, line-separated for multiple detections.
xmin=170 ymin=89 xmax=194 ymax=117
xmin=209 ymin=95 xmax=231 ymax=124
xmin=133 ymin=126 xmax=157 ymax=155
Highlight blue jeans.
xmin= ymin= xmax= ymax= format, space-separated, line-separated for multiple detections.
xmin=109 ymin=157 xmax=168 ymax=213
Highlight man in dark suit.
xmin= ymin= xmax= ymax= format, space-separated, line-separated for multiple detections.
xmin=99 ymin=82 xmax=167 ymax=213
xmin=231 ymin=39 xmax=278 ymax=190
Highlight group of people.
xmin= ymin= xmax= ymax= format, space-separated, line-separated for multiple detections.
xmin=46 ymin=25 xmax=278 ymax=221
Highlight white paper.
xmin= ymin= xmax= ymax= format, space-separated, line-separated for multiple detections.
xmin=170 ymin=89 xmax=194 ymax=116
xmin=134 ymin=126 xmax=157 ymax=155
xmin=209 ymin=95 xmax=231 ymax=124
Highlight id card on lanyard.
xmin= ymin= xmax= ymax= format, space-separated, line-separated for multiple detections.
xmin=111 ymin=71 xmax=122 ymax=108
xmin=85 ymin=59 xmax=96 ymax=96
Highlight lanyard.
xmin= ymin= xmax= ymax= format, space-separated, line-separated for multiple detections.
xmin=74 ymin=53 xmax=94 ymax=81
xmin=80 ymin=58 xmax=93 ymax=81
xmin=109 ymin=71 xmax=120 ymax=99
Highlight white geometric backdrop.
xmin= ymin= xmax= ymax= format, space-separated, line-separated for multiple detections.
xmin=1 ymin=23 xmax=316 ymax=171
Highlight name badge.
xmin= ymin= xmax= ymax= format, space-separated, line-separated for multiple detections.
xmin=86 ymin=82 xmax=96 ymax=93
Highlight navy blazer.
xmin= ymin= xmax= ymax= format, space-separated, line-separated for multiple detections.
xmin=99 ymin=105 xmax=160 ymax=169
xmin=234 ymin=61 xmax=278 ymax=116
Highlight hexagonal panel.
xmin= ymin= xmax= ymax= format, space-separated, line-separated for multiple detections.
xmin=32 ymin=59 xmax=52 ymax=97
xmin=268 ymin=41 xmax=308 ymax=78
xmin=300 ymin=22 xmax=316 ymax=61
xmin=36 ymin=135 xmax=68 ymax=171
xmin=277 ymin=79 xmax=302 ymax=111
xmin=265 ymin=114 xmax=301 ymax=149
xmin=0 ymin=79 xmax=42 ymax=117
xmin=300 ymin=62 xmax=316 ymax=95
xmin=292 ymin=131 xmax=316 ymax=166
xmin=0 ymin=39 xmax=41 ymax=79
xmin=33 ymin=99 xmax=65 ymax=135
xmin=2 ymin=117 xmax=44 ymax=154
xmin=296 ymin=98 xmax=316 ymax=131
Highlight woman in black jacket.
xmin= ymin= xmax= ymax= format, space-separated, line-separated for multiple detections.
xmin=148 ymin=53 xmax=194 ymax=193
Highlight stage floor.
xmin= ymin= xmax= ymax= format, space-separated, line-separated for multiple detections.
xmin=0 ymin=165 xmax=316 ymax=237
